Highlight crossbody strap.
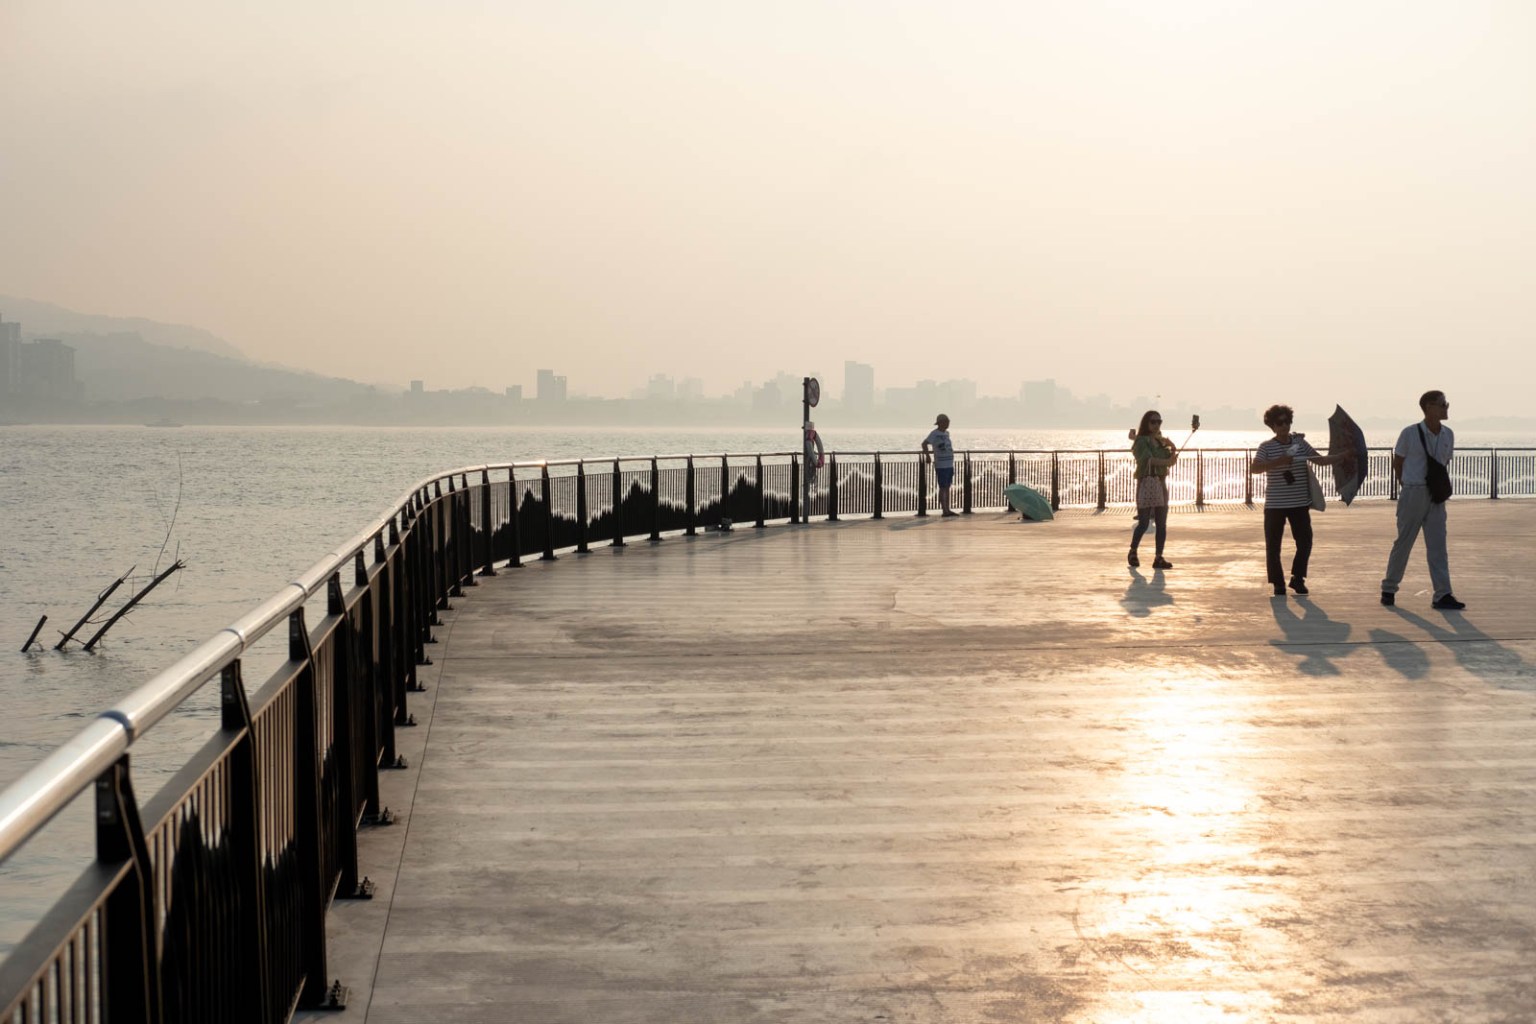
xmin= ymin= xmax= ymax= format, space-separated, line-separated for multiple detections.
xmin=1418 ymin=424 xmax=1441 ymax=465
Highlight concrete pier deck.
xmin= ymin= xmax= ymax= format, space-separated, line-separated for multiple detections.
xmin=304 ymin=501 xmax=1536 ymax=1023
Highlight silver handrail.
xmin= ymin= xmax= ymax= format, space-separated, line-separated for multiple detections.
xmin=0 ymin=461 xmax=493 ymax=864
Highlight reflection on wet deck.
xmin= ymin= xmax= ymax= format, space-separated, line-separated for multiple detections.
xmin=306 ymin=501 xmax=1536 ymax=1023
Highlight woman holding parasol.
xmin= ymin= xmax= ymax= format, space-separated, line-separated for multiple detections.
xmin=1250 ymin=404 xmax=1352 ymax=596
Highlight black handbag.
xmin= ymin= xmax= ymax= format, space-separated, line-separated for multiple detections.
xmin=1418 ymin=426 xmax=1453 ymax=503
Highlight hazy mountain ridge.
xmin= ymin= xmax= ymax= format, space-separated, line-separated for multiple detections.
xmin=2 ymin=294 xmax=388 ymax=404
xmin=62 ymin=332 xmax=383 ymax=403
xmin=1 ymin=293 xmax=244 ymax=359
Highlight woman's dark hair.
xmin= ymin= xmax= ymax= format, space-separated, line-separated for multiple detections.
xmin=1136 ymin=410 xmax=1162 ymax=437
xmin=1262 ymin=404 xmax=1295 ymax=430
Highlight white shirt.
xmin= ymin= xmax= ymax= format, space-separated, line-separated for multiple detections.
xmin=1394 ymin=421 xmax=1454 ymax=486
xmin=923 ymin=429 xmax=954 ymax=469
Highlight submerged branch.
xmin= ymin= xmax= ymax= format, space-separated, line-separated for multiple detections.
xmin=55 ymin=567 xmax=134 ymax=650
xmin=22 ymin=615 xmax=48 ymax=653
xmin=82 ymin=560 xmax=185 ymax=652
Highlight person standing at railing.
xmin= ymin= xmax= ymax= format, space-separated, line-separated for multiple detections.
xmin=1129 ymin=410 xmax=1178 ymax=569
xmin=1381 ymin=390 xmax=1463 ymax=609
xmin=1250 ymin=404 xmax=1350 ymax=597
xmin=922 ymin=414 xmax=958 ymax=517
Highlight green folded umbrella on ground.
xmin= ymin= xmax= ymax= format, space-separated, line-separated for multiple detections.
xmin=1004 ymin=483 xmax=1054 ymax=522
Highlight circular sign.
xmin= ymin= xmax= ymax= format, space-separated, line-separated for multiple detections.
xmin=805 ymin=377 xmax=820 ymax=408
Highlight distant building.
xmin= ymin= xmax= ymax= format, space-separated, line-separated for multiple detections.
xmin=1022 ymin=378 xmax=1058 ymax=415
xmin=645 ymin=374 xmax=676 ymax=400
xmin=844 ymin=361 xmax=874 ymax=411
xmin=938 ymin=378 xmax=977 ymax=410
xmin=0 ymin=317 xmax=19 ymax=396
xmin=410 ymin=380 xmax=425 ymax=394
xmin=504 ymin=385 xmax=523 ymax=400
xmin=24 ymin=340 xmax=79 ymax=400
xmin=0 ymin=318 xmax=81 ymax=401
xmin=679 ymin=377 xmax=704 ymax=401
xmin=537 ymin=369 xmax=567 ymax=402
xmin=752 ymin=380 xmax=784 ymax=412
xmin=884 ymin=379 xmax=939 ymax=415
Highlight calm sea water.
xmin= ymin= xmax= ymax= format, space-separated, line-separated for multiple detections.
xmin=7 ymin=422 xmax=1536 ymax=783
xmin=2 ymin=422 xmax=1533 ymax=948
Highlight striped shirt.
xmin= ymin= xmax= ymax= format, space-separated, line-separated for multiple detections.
xmin=1257 ymin=435 xmax=1318 ymax=509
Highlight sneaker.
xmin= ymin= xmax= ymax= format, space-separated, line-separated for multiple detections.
xmin=941 ymin=510 xmax=959 ymax=518
xmin=1289 ymin=577 xmax=1309 ymax=595
xmin=1272 ymin=583 xmax=1286 ymax=597
xmin=1152 ymin=557 xmax=1173 ymax=569
xmin=1432 ymin=594 xmax=1466 ymax=610
xmin=1380 ymin=591 xmax=1395 ymax=606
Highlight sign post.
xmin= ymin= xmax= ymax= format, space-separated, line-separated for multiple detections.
xmin=801 ymin=377 xmax=820 ymax=521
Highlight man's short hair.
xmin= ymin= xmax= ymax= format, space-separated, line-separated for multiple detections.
xmin=1419 ymin=390 xmax=1445 ymax=412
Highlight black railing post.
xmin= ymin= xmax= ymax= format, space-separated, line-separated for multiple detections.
xmin=686 ymin=456 xmax=698 ymax=536
xmin=506 ymin=468 xmax=523 ymax=567
xmin=456 ymin=475 xmax=475 ymax=589
xmin=1491 ymin=449 xmax=1500 ymax=499
xmin=873 ymin=454 xmax=884 ymax=519
xmin=917 ymin=455 xmax=928 ymax=517
xmin=962 ymin=453 xmax=973 ymax=514
xmin=288 ymin=608 xmax=336 ymax=1010
xmin=403 ymin=511 xmax=429 ymax=672
xmin=1245 ymin=450 xmax=1255 ymax=505
xmin=221 ymin=660 xmax=274 ymax=1024
xmin=650 ymin=458 xmax=663 ymax=542
xmin=97 ymin=757 xmax=162 ymax=1024
xmin=327 ymin=575 xmax=363 ymax=901
xmin=791 ymin=458 xmax=802 ymax=523
xmin=479 ymin=469 xmax=496 ymax=576
xmin=1051 ymin=452 xmax=1061 ymax=512
xmin=576 ymin=461 xmax=590 ymax=553
xmin=755 ymin=455 xmax=766 ymax=528
xmin=1096 ymin=452 xmax=1107 ymax=511
xmin=540 ymin=465 xmax=558 ymax=561
xmin=827 ymin=454 xmax=839 ymax=521
xmin=1008 ymin=451 xmax=1017 ymax=487
xmin=1196 ymin=450 xmax=1206 ymax=508
xmin=720 ymin=455 xmax=731 ymax=525
xmin=612 ymin=459 xmax=626 ymax=548
xmin=431 ymin=483 xmax=449 ymax=613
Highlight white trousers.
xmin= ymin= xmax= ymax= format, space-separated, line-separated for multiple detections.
xmin=1381 ymin=484 xmax=1452 ymax=600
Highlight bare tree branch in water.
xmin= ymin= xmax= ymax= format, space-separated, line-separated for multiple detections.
xmin=22 ymin=615 xmax=48 ymax=653
xmin=54 ymin=567 xmax=134 ymax=650
xmin=82 ymin=560 xmax=185 ymax=652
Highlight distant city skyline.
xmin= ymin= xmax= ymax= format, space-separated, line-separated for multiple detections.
xmin=5 ymin=4 xmax=1535 ymax=421
xmin=6 ymin=305 xmax=1533 ymax=432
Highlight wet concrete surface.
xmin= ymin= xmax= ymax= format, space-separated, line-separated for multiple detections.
xmin=302 ymin=501 xmax=1536 ymax=1023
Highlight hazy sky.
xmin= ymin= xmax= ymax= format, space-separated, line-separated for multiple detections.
xmin=3 ymin=1 xmax=1533 ymax=418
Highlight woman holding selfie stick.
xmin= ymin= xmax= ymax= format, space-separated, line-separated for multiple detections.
xmin=1128 ymin=410 xmax=1179 ymax=569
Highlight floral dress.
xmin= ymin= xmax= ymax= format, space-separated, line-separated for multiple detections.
xmin=1133 ymin=434 xmax=1171 ymax=509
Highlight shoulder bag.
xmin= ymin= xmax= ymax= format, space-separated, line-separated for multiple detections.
xmin=1418 ymin=426 xmax=1453 ymax=503
xmin=1306 ymin=465 xmax=1326 ymax=512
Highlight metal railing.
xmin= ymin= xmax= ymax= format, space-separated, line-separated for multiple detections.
xmin=3 ymin=444 xmax=1533 ymax=1022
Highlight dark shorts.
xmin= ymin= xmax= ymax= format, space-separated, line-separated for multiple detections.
xmin=936 ymin=467 xmax=954 ymax=488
